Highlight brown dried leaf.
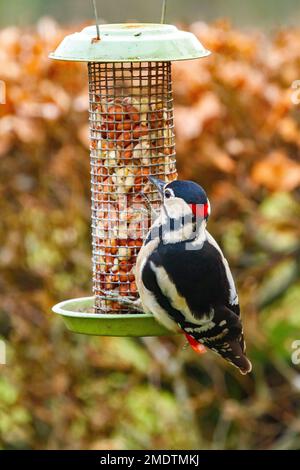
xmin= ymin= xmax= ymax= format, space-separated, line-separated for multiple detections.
xmin=252 ymin=151 xmax=300 ymax=191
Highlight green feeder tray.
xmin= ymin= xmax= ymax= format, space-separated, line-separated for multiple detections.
xmin=52 ymin=297 xmax=176 ymax=337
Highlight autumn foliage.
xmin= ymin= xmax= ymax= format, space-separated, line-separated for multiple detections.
xmin=0 ymin=18 xmax=300 ymax=449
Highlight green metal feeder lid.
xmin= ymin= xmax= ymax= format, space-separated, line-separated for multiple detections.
xmin=49 ymin=23 xmax=210 ymax=63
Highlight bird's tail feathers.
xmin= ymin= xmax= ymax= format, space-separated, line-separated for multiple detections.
xmin=219 ymin=338 xmax=252 ymax=375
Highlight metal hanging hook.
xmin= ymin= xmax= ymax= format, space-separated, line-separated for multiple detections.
xmin=161 ymin=0 xmax=168 ymax=24
xmin=92 ymin=0 xmax=101 ymax=40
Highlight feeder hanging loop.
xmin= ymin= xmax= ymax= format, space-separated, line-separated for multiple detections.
xmin=92 ymin=0 xmax=101 ymax=40
xmin=161 ymin=0 xmax=168 ymax=24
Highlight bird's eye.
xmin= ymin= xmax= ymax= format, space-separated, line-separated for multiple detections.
xmin=164 ymin=189 xmax=173 ymax=199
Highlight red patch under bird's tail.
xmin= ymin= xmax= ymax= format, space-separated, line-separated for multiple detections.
xmin=184 ymin=333 xmax=207 ymax=355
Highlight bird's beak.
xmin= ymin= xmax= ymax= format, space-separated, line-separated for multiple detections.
xmin=148 ymin=176 xmax=165 ymax=196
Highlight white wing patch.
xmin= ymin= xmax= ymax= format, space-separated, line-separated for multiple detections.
xmin=149 ymin=261 xmax=204 ymax=325
xmin=142 ymin=287 xmax=179 ymax=332
xmin=135 ymin=239 xmax=178 ymax=332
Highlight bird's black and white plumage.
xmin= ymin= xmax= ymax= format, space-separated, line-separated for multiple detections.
xmin=136 ymin=177 xmax=252 ymax=374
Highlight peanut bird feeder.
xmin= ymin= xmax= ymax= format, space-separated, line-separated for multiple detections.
xmin=51 ymin=9 xmax=210 ymax=336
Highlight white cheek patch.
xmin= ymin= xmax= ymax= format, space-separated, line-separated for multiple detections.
xmin=164 ymin=197 xmax=192 ymax=220
xmin=160 ymin=198 xmax=196 ymax=243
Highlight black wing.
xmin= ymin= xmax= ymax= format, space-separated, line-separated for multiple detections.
xmin=153 ymin=239 xmax=234 ymax=317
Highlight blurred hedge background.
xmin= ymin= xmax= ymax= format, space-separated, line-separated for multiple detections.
xmin=2 ymin=0 xmax=300 ymax=29
xmin=1 ymin=3 xmax=300 ymax=450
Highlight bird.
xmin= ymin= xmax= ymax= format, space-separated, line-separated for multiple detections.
xmin=135 ymin=176 xmax=252 ymax=375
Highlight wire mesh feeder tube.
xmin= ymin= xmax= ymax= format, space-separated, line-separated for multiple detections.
xmin=88 ymin=61 xmax=177 ymax=314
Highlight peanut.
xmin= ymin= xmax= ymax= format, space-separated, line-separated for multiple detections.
xmin=120 ymin=284 xmax=129 ymax=296
xmin=117 ymin=132 xmax=132 ymax=148
xmin=116 ymin=120 xmax=133 ymax=132
xmin=119 ymin=271 xmax=129 ymax=283
xmin=107 ymin=104 xmax=125 ymax=121
xmin=125 ymin=104 xmax=140 ymax=122
xmin=130 ymin=281 xmax=137 ymax=294
xmin=118 ymin=246 xmax=131 ymax=261
xmin=119 ymin=260 xmax=131 ymax=272
xmin=133 ymin=125 xmax=148 ymax=139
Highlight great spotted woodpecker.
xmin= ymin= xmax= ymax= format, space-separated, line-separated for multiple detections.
xmin=135 ymin=177 xmax=252 ymax=375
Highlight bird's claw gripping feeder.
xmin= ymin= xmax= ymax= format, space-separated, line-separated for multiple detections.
xmin=51 ymin=2 xmax=210 ymax=337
